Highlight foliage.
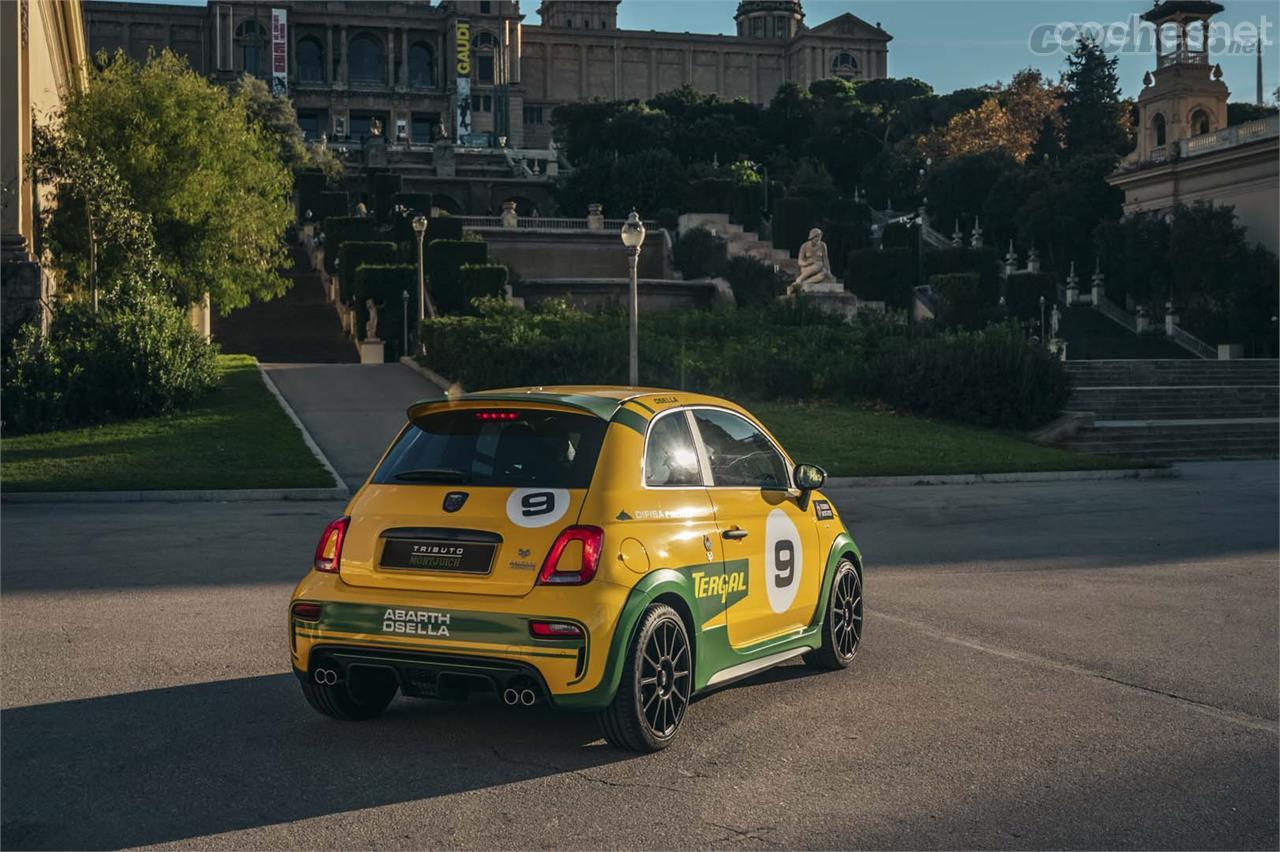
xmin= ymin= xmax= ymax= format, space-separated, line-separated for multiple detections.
xmin=459 ymin=264 xmax=510 ymax=308
xmin=847 ymin=247 xmax=917 ymax=309
xmin=232 ymin=74 xmax=343 ymax=185
xmin=555 ymin=148 xmax=691 ymax=220
xmin=930 ymin=272 xmax=1000 ymax=330
xmin=420 ymin=303 xmax=1070 ymax=430
xmin=372 ymin=172 xmax=403 ymax=223
xmin=673 ymin=227 xmax=728 ymax=279
xmin=337 ymin=241 xmax=398 ymax=302
xmin=322 ymin=217 xmax=379 ymax=272
xmin=1004 ymin=272 xmax=1057 ymax=323
xmin=921 ymin=70 xmax=1063 ymax=164
xmin=295 ymin=170 xmax=327 ymax=222
xmin=26 ymin=122 xmax=160 ymax=297
xmin=427 ymin=239 xmax=489 ymax=314
xmin=58 ymin=50 xmax=293 ymax=309
xmin=318 ymin=191 xmax=350 ymax=220
xmin=2 ymin=290 xmax=217 ymax=435
xmin=427 ymin=215 xmax=464 ymax=242
xmin=772 ymin=196 xmax=817 ymax=254
xmin=872 ymin=323 xmax=1072 ymax=430
xmin=394 ymin=192 xmax=434 ymax=216
xmin=1227 ymin=102 xmax=1278 ymax=125
xmin=1060 ymin=37 xmax=1130 ymax=158
xmin=721 ymin=256 xmax=789 ymax=308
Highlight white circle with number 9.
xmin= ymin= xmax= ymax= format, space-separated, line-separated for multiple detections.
xmin=765 ymin=508 xmax=803 ymax=613
xmin=506 ymin=488 xmax=570 ymax=528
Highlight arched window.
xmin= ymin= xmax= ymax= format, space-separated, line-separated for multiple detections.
xmin=1190 ymin=108 xmax=1211 ymax=136
xmin=297 ymin=36 xmax=324 ymax=83
xmin=409 ymin=41 xmax=435 ymax=87
xmin=235 ymin=20 xmax=266 ymax=77
xmin=474 ymin=31 xmax=497 ymax=83
xmin=1153 ymin=112 xmax=1167 ymax=147
xmin=831 ymin=51 xmax=858 ymax=79
xmin=348 ymin=33 xmax=385 ymax=84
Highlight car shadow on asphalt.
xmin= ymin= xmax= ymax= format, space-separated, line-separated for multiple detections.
xmin=0 ymin=673 xmax=634 ymax=850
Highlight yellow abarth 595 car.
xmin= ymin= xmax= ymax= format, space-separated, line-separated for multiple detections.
xmin=290 ymin=386 xmax=863 ymax=751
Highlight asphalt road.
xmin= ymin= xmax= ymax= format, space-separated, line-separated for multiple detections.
xmin=2 ymin=456 xmax=1276 ymax=850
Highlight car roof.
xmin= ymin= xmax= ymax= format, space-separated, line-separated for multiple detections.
xmin=406 ymin=386 xmax=745 ymax=423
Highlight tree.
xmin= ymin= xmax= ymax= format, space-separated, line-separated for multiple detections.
xmin=57 ymin=50 xmax=294 ymax=310
xmin=921 ymin=70 xmax=1062 ymax=164
xmin=232 ymin=74 xmax=307 ymax=170
xmin=1061 ymin=37 xmax=1130 ymax=158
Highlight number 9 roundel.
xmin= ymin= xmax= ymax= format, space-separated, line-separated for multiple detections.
xmin=765 ymin=508 xmax=803 ymax=614
xmin=506 ymin=488 xmax=571 ymax=528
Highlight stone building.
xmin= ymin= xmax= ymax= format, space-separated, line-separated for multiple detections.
xmin=1108 ymin=0 xmax=1278 ymax=252
xmin=1 ymin=0 xmax=89 ymax=331
xmin=82 ymin=0 xmax=891 ymax=151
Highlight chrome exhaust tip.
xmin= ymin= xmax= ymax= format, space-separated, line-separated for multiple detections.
xmin=519 ymin=689 xmax=536 ymax=706
xmin=503 ymin=688 xmax=520 ymax=706
xmin=313 ymin=667 xmax=339 ymax=686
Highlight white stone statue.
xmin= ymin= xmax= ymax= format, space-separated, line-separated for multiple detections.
xmin=792 ymin=227 xmax=837 ymax=291
xmin=365 ymin=298 xmax=379 ymax=340
xmin=1050 ymin=304 xmax=1061 ymax=338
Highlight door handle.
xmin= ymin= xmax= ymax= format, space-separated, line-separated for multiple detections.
xmin=722 ymin=527 xmax=749 ymax=540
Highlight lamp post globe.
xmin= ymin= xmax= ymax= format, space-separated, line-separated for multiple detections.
xmin=620 ymin=211 xmax=646 ymax=386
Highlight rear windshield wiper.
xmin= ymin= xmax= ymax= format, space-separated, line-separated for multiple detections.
xmin=393 ymin=468 xmax=471 ymax=483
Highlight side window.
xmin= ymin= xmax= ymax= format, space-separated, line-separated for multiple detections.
xmin=692 ymin=409 xmax=789 ymax=489
xmin=644 ymin=413 xmax=704 ymax=487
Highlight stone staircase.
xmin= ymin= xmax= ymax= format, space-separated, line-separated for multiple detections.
xmin=1061 ymin=359 xmax=1279 ymax=462
xmin=211 ymin=243 xmax=357 ymax=364
xmin=677 ymin=213 xmax=799 ymax=277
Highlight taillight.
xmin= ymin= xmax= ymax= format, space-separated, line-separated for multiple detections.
xmin=529 ymin=620 xmax=584 ymax=639
xmin=537 ymin=525 xmax=603 ymax=585
xmin=313 ymin=517 xmax=349 ymax=573
xmin=291 ymin=602 xmax=322 ymax=621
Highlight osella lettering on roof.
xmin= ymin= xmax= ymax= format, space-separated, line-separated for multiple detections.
xmin=289 ymin=386 xmax=865 ymax=752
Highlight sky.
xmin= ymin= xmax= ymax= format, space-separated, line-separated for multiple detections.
xmin=135 ymin=0 xmax=1279 ymax=102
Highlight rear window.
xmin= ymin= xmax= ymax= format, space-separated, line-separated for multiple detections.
xmin=373 ymin=408 xmax=607 ymax=489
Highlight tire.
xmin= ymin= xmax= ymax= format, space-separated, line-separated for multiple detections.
xmin=597 ymin=604 xmax=692 ymax=752
xmin=300 ymin=665 xmax=398 ymax=721
xmin=805 ymin=559 xmax=862 ymax=670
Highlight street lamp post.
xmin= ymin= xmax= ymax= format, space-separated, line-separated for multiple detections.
xmin=620 ymin=210 xmax=647 ymax=387
xmin=412 ymin=215 xmax=435 ymax=331
xmin=402 ymin=290 xmax=410 ymax=358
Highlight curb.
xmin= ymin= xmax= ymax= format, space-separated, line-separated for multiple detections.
xmin=2 ymin=487 xmax=350 ymax=504
xmin=257 ymin=363 xmax=348 ymax=492
xmin=400 ymin=356 xmax=460 ymax=395
xmin=824 ymin=467 xmax=1179 ymax=488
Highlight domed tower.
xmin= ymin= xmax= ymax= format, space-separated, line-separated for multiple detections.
xmin=735 ymin=0 xmax=804 ymax=40
xmin=1133 ymin=0 xmax=1229 ymax=162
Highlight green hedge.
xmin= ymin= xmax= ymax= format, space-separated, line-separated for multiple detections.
xmin=338 ymin=241 xmax=398 ymax=302
xmin=393 ymin=192 xmax=433 ymax=216
xmin=926 ymin=247 xmax=1002 ymax=295
xmin=419 ymin=302 xmax=1071 ymax=430
xmin=354 ymin=264 xmax=418 ymax=360
xmin=930 ymin=272 xmax=999 ymax=330
xmin=2 ymin=291 xmax=217 ymax=434
xmin=1005 ymin=272 xmax=1057 ymax=323
xmin=427 ymin=239 xmax=489 ymax=314
xmin=295 ymin=170 xmax=326 ymax=222
xmin=322 ymin=217 xmax=379 ymax=273
xmin=427 ymin=215 xmax=464 ymax=243
xmin=372 ymin=172 xmax=403 ymax=223
xmin=772 ymin=196 xmax=816 ymax=255
xmin=318 ymin=191 xmax=349 ymax=221
xmin=847 ymin=247 xmax=917 ymax=309
xmin=459 ymin=264 xmax=509 ymax=309
xmin=722 ymin=256 xmax=787 ymax=308
xmin=674 ymin=227 xmax=728 ymax=279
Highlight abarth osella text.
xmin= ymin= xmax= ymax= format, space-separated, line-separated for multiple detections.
xmin=290 ymin=387 xmax=864 ymax=751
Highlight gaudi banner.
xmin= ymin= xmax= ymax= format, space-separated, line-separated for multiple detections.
xmin=455 ymin=20 xmax=472 ymax=138
xmin=271 ymin=8 xmax=287 ymax=96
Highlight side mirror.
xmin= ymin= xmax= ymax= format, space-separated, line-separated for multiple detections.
xmin=794 ymin=464 xmax=826 ymax=510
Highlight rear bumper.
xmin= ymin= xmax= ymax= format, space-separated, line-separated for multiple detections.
xmin=298 ymin=644 xmax=555 ymax=704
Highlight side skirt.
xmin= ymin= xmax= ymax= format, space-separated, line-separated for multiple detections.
xmin=703 ymin=647 xmax=811 ymax=690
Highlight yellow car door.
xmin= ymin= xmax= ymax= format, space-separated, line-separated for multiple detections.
xmin=689 ymin=407 xmax=822 ymax=649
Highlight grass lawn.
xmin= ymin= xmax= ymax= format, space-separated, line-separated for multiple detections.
xmin=753 ymin=401 xmax=1152 ymax=477
xmin=2 ymin=355 xmax=334 ymax=492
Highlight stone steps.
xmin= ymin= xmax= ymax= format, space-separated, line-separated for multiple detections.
xmin=1065 ymin=359 xmax=1279 ymax=388
xmin=678 ymin=212 xmax=798 ymax=275
xmin=1070 ymin=386 xmax=1279 ymax=421
xmin=1063 ymin=421 xmax=1278 ymax=461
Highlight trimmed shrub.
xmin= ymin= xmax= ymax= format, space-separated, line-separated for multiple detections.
xmin=930 ymin=272 xmax=1000 ymax=330
xmin=689 ymin=177 xmax=734 ymax=215
xmin=772 ymin=196 xmax=816 ymax=255
xmin=318 ymin=190 xmax=349 ymax=220
xmin=354 ymin=264 xmax=417 ymax=360
xmin=674 ymin=227 xmax=728 ymax=279
xmin=427 ymin=215 xmax=463 ymax=243
xmin=1005 ymin=272 xmax=1057 ymax=323
xmin=393 ymin=192 xmax=433 ymax=216
xmin=822 ymin=218 xmax=871 ymax=280
xmin=722 ymin=256 xmax=787 ymax=308
xmin=2 ymin=290 xmax=217 ymax=434
xmin=872 ymin=324 xmax=1072 ymax=429
xmin=731 ymin=183 xmax=766 ymax=232
xmin=295 ymin=169 xmax=326 ymax=222
xmin=925 ymin=246 xmax=1001 ymax=295
xmin=847 ymin=247 xmax=917 ymax=310
xmin=427 ymin=239 xmax=489 ymax=314
xmin=880 ymin=221 xmax=916 ymax=250
xmin=372 ymin=172 xmax=403 ymax=223
xmin=338 ymin=241 xmax=398 ymax=302
xmin=322 ymin=217 xmax=379 ymax=273
xmin=459 ymin=264 xmax=509 ymax=310
xmin=654 ymin=208 xmax=680 ymax=232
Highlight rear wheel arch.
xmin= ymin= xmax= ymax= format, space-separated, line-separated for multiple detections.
xmin=650 ymin=590 xmax=697 ymax=685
